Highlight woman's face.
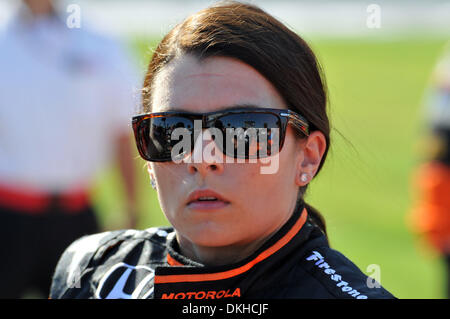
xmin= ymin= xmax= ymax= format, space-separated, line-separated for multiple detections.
xmin=148 ymin=54 xmax=310 ymax=249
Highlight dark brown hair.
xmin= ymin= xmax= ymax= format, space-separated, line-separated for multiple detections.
xmin=141 ymin=1 xmax=330 ymax=237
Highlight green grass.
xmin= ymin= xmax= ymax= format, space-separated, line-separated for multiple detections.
xmin=91 ymin=35 xmax=449 ymax=299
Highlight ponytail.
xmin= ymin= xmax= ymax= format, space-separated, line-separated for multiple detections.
xmin=297 ymin=185 xmax=328 ymax=245
xmin=304 ymin=202 xmax=327 ymax=238
xmin=298 ymin=189 xmax=328 ymax=244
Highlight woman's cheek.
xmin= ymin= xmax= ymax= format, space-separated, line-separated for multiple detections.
xmin=153 ymin=170 xmax=184 ymax=217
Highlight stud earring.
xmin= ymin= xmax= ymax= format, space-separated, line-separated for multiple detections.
xmin=300 ymin=173 xmax=309 ymax=183
xmin=150 ymin=178 xmax=157 ymax=190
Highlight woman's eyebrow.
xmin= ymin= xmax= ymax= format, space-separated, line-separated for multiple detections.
xmin=164 ymin=104 xmax=262 ymax=112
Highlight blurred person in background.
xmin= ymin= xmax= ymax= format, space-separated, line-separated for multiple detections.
xmin=409 ymin=43 xmax=450 ymax=298
xmin=0 ymin=0 xmax=139 ymax=298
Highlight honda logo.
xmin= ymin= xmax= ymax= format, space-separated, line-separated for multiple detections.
xmin=95 ymin=262 xmax=155 ymax=299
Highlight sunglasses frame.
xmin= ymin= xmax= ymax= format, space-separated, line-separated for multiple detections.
xmin=131 ymin=107 xmax=310 ymax=162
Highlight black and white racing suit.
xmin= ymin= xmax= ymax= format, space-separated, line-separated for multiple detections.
xmin=50 ymin=202 xmax=395 ymax=299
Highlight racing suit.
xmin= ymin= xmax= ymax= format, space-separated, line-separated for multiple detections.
xmin=50 ymin=202 xmax=395 ymax=299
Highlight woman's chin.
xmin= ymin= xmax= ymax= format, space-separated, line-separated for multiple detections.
xmin=179 ymin=224 xmax=242 ymax=248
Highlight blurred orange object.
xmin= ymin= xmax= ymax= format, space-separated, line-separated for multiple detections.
xmin=409 ymin=162 xmax=450 ymax=254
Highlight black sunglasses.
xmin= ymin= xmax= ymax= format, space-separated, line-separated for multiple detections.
xmin=132 ymin=107 xmax=310 ymax=162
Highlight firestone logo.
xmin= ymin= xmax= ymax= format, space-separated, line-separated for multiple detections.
xmin=306 ymin=251 xmax=368 ymax=299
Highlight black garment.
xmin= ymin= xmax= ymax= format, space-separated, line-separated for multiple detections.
xmin=0 ymin=204 xmax=99 ymax=298
xmin=50 ymin=203 xmax=395 ymax=299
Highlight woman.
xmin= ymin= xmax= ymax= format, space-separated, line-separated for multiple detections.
xmin=50 ymin=1 xmax=394 ymax=299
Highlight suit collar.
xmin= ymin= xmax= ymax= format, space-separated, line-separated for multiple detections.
xmin=154 ymin=201 xmax=313 ymax=299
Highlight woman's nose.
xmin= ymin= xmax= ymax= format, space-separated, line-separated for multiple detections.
xmin=186 ymin=129 xmax=225 ymax=175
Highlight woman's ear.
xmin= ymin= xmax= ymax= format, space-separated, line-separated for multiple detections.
xmin=295 ymin=131 xmax=327 ymax=186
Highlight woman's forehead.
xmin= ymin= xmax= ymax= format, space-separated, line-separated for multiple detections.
xmin=151 ymin=54 xmax=285 ymax=113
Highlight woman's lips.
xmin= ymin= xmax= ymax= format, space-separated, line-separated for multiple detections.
xmin=187 ymin=200 xmax=230 ymax=210
xmin=186 ymin=189 xmax=230 ymax=211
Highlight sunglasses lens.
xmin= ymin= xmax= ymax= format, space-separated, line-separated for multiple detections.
xmin=134 ymin=111 xmax=285 ymax=162
xmin=136 ymin=116 xmax=194 ymax=161
xmin=217 ymin=112 xmax=281 ymax=159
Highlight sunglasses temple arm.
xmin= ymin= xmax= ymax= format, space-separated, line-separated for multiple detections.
xmin=288 ymin=113 xmax=310 ymax=136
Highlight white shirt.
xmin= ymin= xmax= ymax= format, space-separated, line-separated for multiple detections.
xmin=0 ymin=10 xmax=140 ymax=192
